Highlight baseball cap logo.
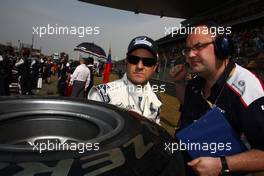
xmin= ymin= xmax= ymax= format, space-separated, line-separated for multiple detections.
xmin=134 ymin=37 xmax=153 ymax=47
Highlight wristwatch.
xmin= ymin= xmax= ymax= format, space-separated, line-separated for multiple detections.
xmin=220 ymin=156 xmax=231 ymax=176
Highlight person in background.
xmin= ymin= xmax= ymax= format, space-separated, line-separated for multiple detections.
xmin=70 ymin=57 xmax=90 ymax=98
xmin=0 ymin=51 xmax=10 ymax=96
xmin=30 ymin=54 xmax=40 ymax=90
xmin=57 ymin=56 xmax=69 ymax=96
xmin=15 ymin=49 xmax=33 ymax=95
xmin=86 ymin=57 xmax=94 ymax=94
xmin=43 ymin=57 xmax=52 ymax=84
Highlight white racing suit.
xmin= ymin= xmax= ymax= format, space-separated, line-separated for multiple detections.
xmin=88 ymin=74 xmax=162 ymax=124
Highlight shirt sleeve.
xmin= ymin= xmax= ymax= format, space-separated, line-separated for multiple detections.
xmin=87 ymin=84 xmax=111 ymax=103
xmin=87 ymin=87 xmax=104 ymax=102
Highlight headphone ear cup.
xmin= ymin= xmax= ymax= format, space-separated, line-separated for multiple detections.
xmin=213 ymin=41 xmax=221 ymax=59
xmin=214 ymin=35 xmax=234 ymax=60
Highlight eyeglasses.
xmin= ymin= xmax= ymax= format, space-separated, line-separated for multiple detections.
xmin=182 ymin=41 xmax=214 ymax=56
xmin=126 ymin=55 xmax=157 ymax=67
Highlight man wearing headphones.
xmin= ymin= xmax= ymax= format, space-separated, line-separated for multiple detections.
xmin=171 ymin=23 xmax=264 ymax=175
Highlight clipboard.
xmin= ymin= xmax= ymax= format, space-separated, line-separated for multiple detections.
xmin=176 ymin=106 xmax=247 ymax=159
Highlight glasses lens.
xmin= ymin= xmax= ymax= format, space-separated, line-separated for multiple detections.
xmin=193 ymin=44 xmax=205 ymax=50
xmin=141 ymin=58 xmax=157 ymax=67
xmin=127 ymin=55 xmax=156 ymax=67
xmin=127 ymin=55 xmax=140 ymax=65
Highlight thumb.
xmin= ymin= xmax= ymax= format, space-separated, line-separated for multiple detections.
xmin=188 ymin=158 xmax=201 ymax=166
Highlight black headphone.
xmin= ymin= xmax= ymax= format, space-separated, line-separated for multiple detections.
xmin=192 ymin=21 xmax=234 ymax=60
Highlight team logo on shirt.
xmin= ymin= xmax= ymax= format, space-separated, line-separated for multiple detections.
xmin=126 ymin=104 xmax=135 ymax=110
xmin=97 ymin=84 xmax=111 ymax=103
xmin=232 ymin=80 xmax=246 ymax=95
xmin=238 ymin=80 xmax=245 ymax=87
xmin=149 ymin=103 xmax=157 ymax=114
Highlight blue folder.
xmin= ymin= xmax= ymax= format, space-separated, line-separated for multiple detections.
xmin=176 ymin=106 xmax=247 ymax=159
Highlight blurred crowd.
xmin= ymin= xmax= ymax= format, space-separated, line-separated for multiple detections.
xmin=0 ymin=48 xmax=104 ymax=96
xmin=233 ymin=25 xmax=264 ymax=57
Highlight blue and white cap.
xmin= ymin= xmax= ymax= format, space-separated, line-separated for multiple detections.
xmin=127 ymin=36 xmax=158 ymax=59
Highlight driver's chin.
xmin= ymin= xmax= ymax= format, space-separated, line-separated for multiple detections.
xmin=129 ymin=77 xmax=147 ymax=86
